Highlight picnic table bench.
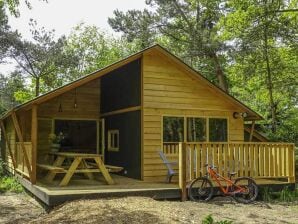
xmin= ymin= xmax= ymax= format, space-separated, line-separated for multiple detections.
xmin=37 ymin=152 xmax=122 ymax=187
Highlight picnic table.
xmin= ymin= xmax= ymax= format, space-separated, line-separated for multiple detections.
xmin=39 ymin=152 xmax=115 ymax=187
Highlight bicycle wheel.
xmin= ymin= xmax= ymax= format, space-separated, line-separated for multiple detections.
xmin=188 ymin=177 xmax=214 ymax=202
xmin=233 ymin=177 xmax=258 ymax=204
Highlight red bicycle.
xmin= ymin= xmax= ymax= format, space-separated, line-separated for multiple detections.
xmin=188 ymin=164 xmax=258 ymax=203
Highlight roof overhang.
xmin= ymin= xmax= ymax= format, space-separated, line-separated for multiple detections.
xmin=0 ymin=44 xmax=263 ymax=121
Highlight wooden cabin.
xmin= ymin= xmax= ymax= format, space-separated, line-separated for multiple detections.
xmin=0 ymin=45 xmax=295 ymax=205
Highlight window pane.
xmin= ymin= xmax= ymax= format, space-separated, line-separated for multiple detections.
xmin=114 ymin=133 xmax=118 ymax=148
xmin=163 ymin=117 xmax=184 ymax=142
xmin=187 ymin=118 xmax=206 ymax=142
xmin=209 ymin=118 xmax=227 ymax=142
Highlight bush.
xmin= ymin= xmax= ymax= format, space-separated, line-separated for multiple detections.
xmin=0 ymin=158 xmax=23 ymax=193
xmin=0 ymin=176 xmax=23 ymax=193
xmin=202 ymin=214 xmax=233 ymax=224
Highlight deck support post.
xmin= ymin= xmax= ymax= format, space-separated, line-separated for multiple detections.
xmin=249 ymin=120 xmax=255 ymax=142
xmin=179 ymin=142 xmax=187 ymax=201
xmin=31 ymin=105 xmax=38 ymax=184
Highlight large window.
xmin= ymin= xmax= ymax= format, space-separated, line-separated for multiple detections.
xmin=163 ymin=116 xmax=228 ymax=142
xmin=209 ymin=118 xmax=228 ymax=142
xmin=54 ymin=120 xmax=97 ymax=153
xmin=187 ymin=118 xmax=207 ymax=142
xmin=163 ymin=117 xmax=184 ymax=142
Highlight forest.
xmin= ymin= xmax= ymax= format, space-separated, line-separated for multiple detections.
xmin=0 ymin=0 xmax=297 ymax=144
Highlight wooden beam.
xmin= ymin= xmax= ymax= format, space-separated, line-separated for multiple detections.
xmin=31 ymin=105 xmax=38 ymax=184
xmin=11 ymin=112 xmax=32 ymax=179
xmin=249 ymin=121 xmax=255 ymax=142
xmin=179 ymin=142 xmax=187 ymax=201
xmin=0 ymin=120 xmax=17 ymax=169
xmin=100 ymin=106 xmax=141 ymax=118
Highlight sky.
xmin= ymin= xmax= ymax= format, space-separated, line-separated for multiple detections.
xmin=1 ymin=0 xmax=147 ymax=73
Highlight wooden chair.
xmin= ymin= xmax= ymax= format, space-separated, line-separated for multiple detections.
xmin=158 ymin=151 xmax=178 ymax=183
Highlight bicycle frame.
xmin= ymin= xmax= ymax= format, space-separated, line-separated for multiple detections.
xmin=206 ymin=166 xmax=247 ymax=195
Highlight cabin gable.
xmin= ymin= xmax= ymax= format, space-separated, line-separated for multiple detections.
xmin=142 ymin=51 xmax=245 ymax=181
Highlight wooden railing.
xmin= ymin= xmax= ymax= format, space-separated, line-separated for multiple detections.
xmin=15 ymin=142 xmax=32 ymax=178
xmin=163 ymin=142 xmax=296 ymax=183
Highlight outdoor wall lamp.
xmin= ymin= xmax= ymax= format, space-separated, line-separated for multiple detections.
xmin=233 ymin=112 xmax=248 ymax=119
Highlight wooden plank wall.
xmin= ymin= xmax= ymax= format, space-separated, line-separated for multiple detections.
xmin=142 ymin=51 xmax=244 ymax=181
xmin=18 ymin=110 xmax=32 ymax=142
xmin=36 ymin=79 xmax=101 ymax=164
xmin=15 ymin=142 xmax=32 ymax=177
xmin=37 ymin=119 xmax=52 ymax=164
xmin=3 ymin=118 xmax=16 ymax=173
xmin=38 ymin=79 xmax=100 ymax=119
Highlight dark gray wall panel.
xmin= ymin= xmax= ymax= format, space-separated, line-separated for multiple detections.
xmin=101 ymin=59 xmax=141 ymax=113
xmin=104 ymin=110 xmax=141 ymax=179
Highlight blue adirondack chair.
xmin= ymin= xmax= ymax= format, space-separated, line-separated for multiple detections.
xmin=158 ymin=151 xmax=178 ymax=183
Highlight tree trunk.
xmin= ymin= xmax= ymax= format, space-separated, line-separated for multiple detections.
xmin=264 ymin=38 xmax=276 ymax=133
xmin=209 ymin=52 xmax=228 ymax=92
xmin=35 ymin=77 xmax=40 ymax=97
xmin=264 ymin=26 xmax=277 ymax=133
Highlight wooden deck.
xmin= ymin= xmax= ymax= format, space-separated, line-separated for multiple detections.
xmin=16 ymin=173 xmax=294 ymax=207
xmin=18 ymin=174 xmax=180 ymax=206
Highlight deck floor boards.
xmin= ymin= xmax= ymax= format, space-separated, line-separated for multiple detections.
xmin=17 ymin=174 xmax=292 ymax=206
xmin=36 ymin=174 xmax=179 ymax=196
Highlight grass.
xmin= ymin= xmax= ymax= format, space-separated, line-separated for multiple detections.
xmin=260 ymin=186 xmax=298 ymax=203
xmin=0 ymin=159 xmax=23 ymax=193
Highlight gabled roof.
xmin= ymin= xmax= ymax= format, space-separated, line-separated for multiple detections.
xmin=0 ymin=44 xmax=263 ymax=120
xmin=244 ymin=126 xmax=269 ymax=142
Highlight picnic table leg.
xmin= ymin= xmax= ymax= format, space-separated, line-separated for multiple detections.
xmin=94 ymin=157 xmax=115 ymax=185
xmin=59 ymin=157 xmax=82 ymax=187
xmin=81 ymin=159 xmax=94 ymax=180
xmin=45 ymin=156 xmax=66 ymax=182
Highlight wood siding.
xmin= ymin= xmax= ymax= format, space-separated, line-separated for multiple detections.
xmin=37 ymin=118 xmax=53 ymax=164
xmin=36 ymin=79 xmax=101 ymax=164
xmin=3 ymin=118 xmax=16 ymax=173
xmin=142 ymin=51 xmax=245 ymax=181
xmin=38 ymin=79 xmax=100 ymax=119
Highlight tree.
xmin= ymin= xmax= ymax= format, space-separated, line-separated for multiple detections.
xmin=0 ymin=71 xmax=27 ymax=113
xmin=109 ymin=0 xmax=230 ymax=91
xmin=222 ymin=0 xmax=298 ymax=137
xmin=63 ymin=23 xmax=139 ymax=81
xmin=5 ymin=20 xmax=77 ymax=96
xmin=0 ymin=1 xmax=20 ymax=63
xmin=2 ymin=0 xmax=47 ymax=17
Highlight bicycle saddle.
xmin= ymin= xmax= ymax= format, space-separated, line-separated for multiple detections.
xmin=228 ymin=172 xmax=237 ymax=177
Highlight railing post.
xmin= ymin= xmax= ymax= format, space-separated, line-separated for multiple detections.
xmin=288 ymin=144 xmax=296 ymax=183
xmin=179 ymin=142 xmax=187 ymax=201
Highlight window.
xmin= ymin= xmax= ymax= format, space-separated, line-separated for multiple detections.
xmin=163 ymin=117 xmax=184 ymax=142
xmin=162 ymin=116 xmax=228 ymax=143
xmin=209 ymin=118 xmax=227 ymax=142
xmin=54 ymin=120 xmax=97 ymax=153
xmin=108 ymin=130 xmax=119 ymax=151
xmin=187 ymin=118 xmax=207 ymax=142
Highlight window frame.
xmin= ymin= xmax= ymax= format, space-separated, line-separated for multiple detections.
xmin=107 ymin=129 xmax=119 ymax=151
xmin=161 ymin=115 xmax=229 ymax=144
xmin=208 ymin=117 xmax=228 ymax=142
xmin=162 ymin=115 xmax=185 ymax=143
